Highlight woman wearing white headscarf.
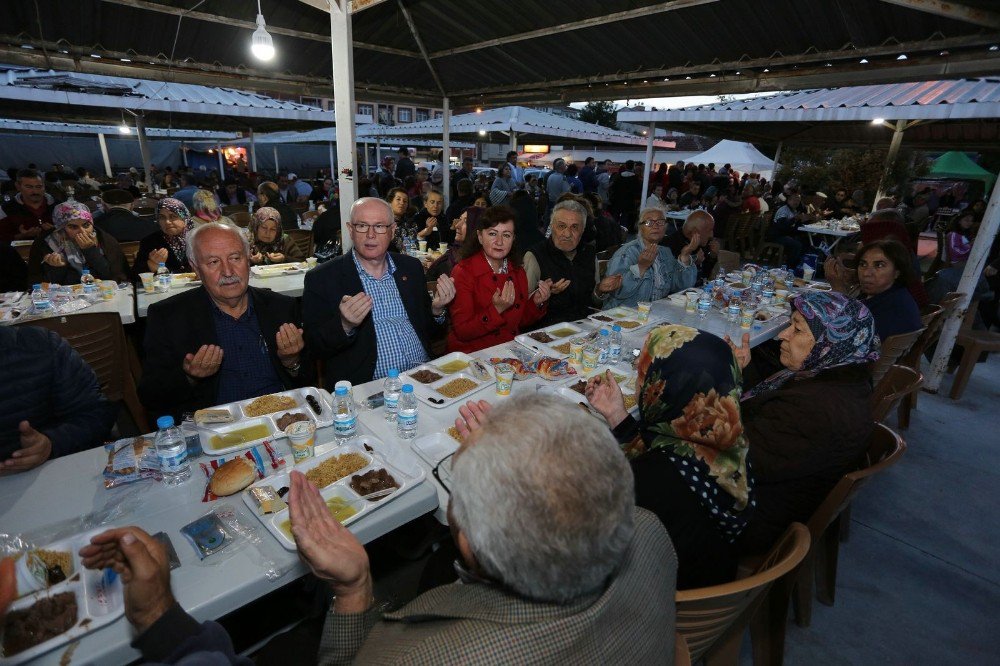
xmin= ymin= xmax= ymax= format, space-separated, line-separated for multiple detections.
xmin=27 ymin=201 xmax=126 ymax=285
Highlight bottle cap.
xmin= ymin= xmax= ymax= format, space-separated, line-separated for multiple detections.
xmin=33 ymin=283 xmax=41 ymax=289
xmin=156 ymin=415 xmax=175 ymax=429
xmin=402 ymin=384 xmax=414 ymax=393
xmin=335 ymin=386 xmax=348 ymax=396
xmin=82 ymin=269 xmax=91 ymax=275
xmin=600 ymin=328 xmax=609 ymax=336
xmin=387 ymin=368 xmax=399 ymax=378
xmin=612 ymin=324 xmax=622 ymax=332
xmin=158 ymin=262 xmax=166 ymax=267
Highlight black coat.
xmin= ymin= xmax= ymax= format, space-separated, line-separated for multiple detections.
xmin=139 ymin=286 xmax=311 ymax=421
xmin=303 ymin=252 xmax=441 ymax=387
xmin=94 ymin=207 xmax=159 ymax=242
xmin=527 ymin=238 xmax=597 ymax=328
xmin=132 ymin=231 xmax=192 ymax=280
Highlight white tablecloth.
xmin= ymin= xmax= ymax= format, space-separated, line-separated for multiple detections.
xmin=0 ymin=287 xmax=135 ymax=326
xmin=137 ymin=273 xmax=307 ymax=317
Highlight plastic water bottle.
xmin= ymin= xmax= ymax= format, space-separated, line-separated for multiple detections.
xmin=597 ymin=328 xmax=611 ymax=364
xmin=154 ymin=415 xmax=191 ymax=485
xmin=333 ymin=386 xmax=357 ymax=442
xmin=383 ymin=368 xmax=402 ymax=422
xmin=155 ymin=262 xmax=171 ymax=292
xmin=609 ymin=325 xmax=623 ymax=363
xmin=247 ymin=200 xmax=254 ymax=214
xmin=727 ymin=298 xmax=742 ymax=323
xmin=30 ymin=283 xmax=51 ymax=313
xmin=80 ymin=269 xmax=97 ymax=299
xmin=697 ymin=288 xmax=712 ymax=319
xmin=308 ymin=199 xmax=316 ymax=212
xmin=397 ymin=384 xmax=418 ymax=439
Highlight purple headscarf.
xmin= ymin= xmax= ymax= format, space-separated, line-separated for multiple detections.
xmin=155 ymin=197 xmax=195 ymax=263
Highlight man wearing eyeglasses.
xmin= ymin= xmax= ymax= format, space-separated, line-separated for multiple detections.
xmin=303 ymin=197 xmax=456 ymax=387
xmin=602 ymin=207 xmax=698 ymax=309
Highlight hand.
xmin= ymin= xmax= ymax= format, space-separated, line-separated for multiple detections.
xmin=636 ymin=244 xmax=658 ymax=275
xmin=250 ymin=251 xmax=264 ymax=264
xmin=550 ymin=278 xmax=571 ymax=295
xmin=267 ymin=252 xmax=285 ymax=263
xmin=680 ymin=232 xmax=701 ymax=261
xmin=425 ymin=216 xmax=438 ymax=231
xmin=147 ymin=248 xmax=169 ymax=271
xmin=17 ymin=225 xmax=41 ymax=239
xmin=43 ymin=252 xmax=66 ymax=268
xmin=695 ymin=249 xmax=705 ymax=265
xmin=723 ymin=332 xmax=752 ymax=370
xmin=597 ymin=273 xmax=623 ymax=295
xmin=79 ymin=527 xmax=174 ymax=633
xmin=455 ymin=400 xmax=493 ymax=441
xmin=288 ymin=471 xmax=372 ymax=613
xmin=73 ymin=228 xmax=98 ymax=250
xmin=585 ymin=371 xmax=628 ymax=428
xmin=339 ymin=292 xmax=372 ymax=333
xmin=0 ymin=422 xmax=52 ymax=475
xmin=182 ymin=344 xmax=224 ymax=379
xmin=275 ymin=323 xmax=305 ymax=364
xmin=431 ymin=274 xmax=456 ymax=315
xmin=492 ymin=280 xmax=516 ymax=314
xmin=533 ymin=278 xmax=552 ymax=306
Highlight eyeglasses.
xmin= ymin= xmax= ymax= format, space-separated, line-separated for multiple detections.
xmin=351 ymin=222 xmax=392 ymax=235
xmin=641 ymin=218 xmax=667 ymax=227
xmin=432 ymin=452 xmax=455 ymax=495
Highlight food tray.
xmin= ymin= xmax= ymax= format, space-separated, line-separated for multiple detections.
xmin=400 ymin=353 xmax=494 ymax=409
xmin=514 ymin=321 xmax=586 ymax=358
xmin=197 ymin=387 xmax=334 ymax=456
xmin=410 ymin=431 xmax=460 ymax=467
xmin=588 ymin=306 xmax=650 ymax=332
xmin=242 ymin=433 xmax=425 ymax=551
xmin=548 ymin=373 xmax=639 ymax=420
xmin=251 ymin=263 xmax=305 ymax=278
xmin=1 ymin=530 xmax=124 ymax=664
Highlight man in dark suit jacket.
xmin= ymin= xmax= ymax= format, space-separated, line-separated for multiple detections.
xmin=94 ymin=189 xmax=158 ymax=242
xmin=140 ymin=223 xmax=310 ymax=421
xmin=303 ymin=197 xmax=455 ymax=388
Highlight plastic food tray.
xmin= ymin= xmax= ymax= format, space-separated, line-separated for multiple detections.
xmin=2 ymin=530 xmax=125 ymax=664
xmin=589 ymin=306 xmax=653 ymax=332
xmin=197 ymin=387 xmax=333 ymax=456
xmin=242 ymin=433 xmax=425 ymax=551
xmin=400 ymin=352 xmax=494 ymax=409
xmin=514 ymin=321 xmax=587 ymax=358
xmin=250 ymin=263 xmax=305 ymax=278
xmin=410 ymin=431 xmax=460 ymax=467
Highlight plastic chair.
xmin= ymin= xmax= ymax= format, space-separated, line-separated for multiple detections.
xmin=870 ymin=327 xmax=924 ymax=385
xmin=896 ymin=292 xmax=962 ymax=426
xmin=228 ymin=211 xmax=251 ymax=228
xmin=870 ymin=365 xmax=923 ymax=422
xmin=792 ymin=424 xmax=906 ymax=627
xmin=676 ymin=523 xmax=810 ymax=666
xmin=950 ymin=298 xmax=1000 ymax=400
xmin=14 ymin=312 xmax=149 ymax=433
xmin=118 ymin=240 xmax=140 ymax=270
xmin=713 ymin=249 xmax=741 ymax=279
xmin=221 ymin=204 xmax=246 ymax=216
xmin=287 ymin=229 xmax=315 ymax=258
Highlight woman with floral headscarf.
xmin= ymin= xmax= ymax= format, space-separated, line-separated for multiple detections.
xmin=191 ymin=189 xmax=223 ymax=225
xmin=725 ymin=291 xmax=878 ymax=555
xmin=586 ymin=325 xmax=754 ymax=589
xmin=248 ymin=207 xmax=304 ymax=266
xmin=132 ymin=198 xmax=195 ymax=279
xmin=27 ymin=201 xmax=126 ymax=285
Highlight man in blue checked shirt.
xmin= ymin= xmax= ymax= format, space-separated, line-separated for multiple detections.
xmin=303 ymin=197 xmax=456 ymax=387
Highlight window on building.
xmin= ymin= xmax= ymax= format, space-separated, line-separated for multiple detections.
xmin=415 ymin=108 xmax=430 ymax=122
xmin=378 ymin=104 xmax=394 ymax=125
xmin=357 ymin=103 xmax=374 ymax=119
xmin=434 ymin=111 xmax=443 ymax=119
xmin=398 ymin=107 xmax=413 ymax=123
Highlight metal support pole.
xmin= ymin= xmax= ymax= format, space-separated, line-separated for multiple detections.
xmin=328 ymin=141 xmax=336 ymax=180
xmin=509 ymin=129 xmax=517 ymax=153
xmin=216 ymin=144 xmax=225 ymax=178
xmin=181 ymin=141 xmax=188 ymax=167
xmin=643 ymin=121 xmax=655 ymax=195
xmin=330 ymin=0 xmax=358 ymax=252
xmin=273 ymin=145 xmax=279 ymax=173
xmin=134 ymin=114 xmax=154 ymax=192
xmin=97 ymin=133 xmax=112 ymax=177
xmin=873 ymin=121 xmax=905 ymax=209
xmin=772 ymin=140 xmax=783 ymax=175
xmin=364 ymin=142 xmax=370 ymax=175
xmin=925 ymin=174 xmax=1000 ymax=393
xmin=442 ymin=97 xmax=451 ymax=209
xmin=249 ymin=127 xmax=258 ymax=172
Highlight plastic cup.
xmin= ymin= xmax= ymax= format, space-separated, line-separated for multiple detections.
xmin=306 ymin=257 xmax=318 ymax=269
xmin=637 ymin=301 xmax=652 ymax=323
xmin=494 ymin=363 xmax=514 ymax=396
xmin=773 ymin=289 xmax=789 ymax=304
xmin=740 ymin=306 xmax=755 ymax=330
xmin=438 ymin=242 xmax=448 ymax=253
xmin=139 ymin=272 xmax=155 ymax=294
xmin=418 ymin=240 xmax=428 ymax=253
xmin=569 ymin=338 xmax=586 ymax=366
xmin=286 ymin=421 xmax=316 ymax=463
xmin=99 ymin=280 xmax=116 ymax=301
xmin=582 ymin=346 xmax=599 ymax=371
xmin=685 ymin=293 xmax=698 ymax=314
xmin=802 ymin=266 xmax=816 ymax=281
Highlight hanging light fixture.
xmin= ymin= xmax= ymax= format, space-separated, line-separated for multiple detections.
xmin=118 ymin=124 xmax=131 ymax=134
xmin=251 ymin=0 xmax=275 ymax=61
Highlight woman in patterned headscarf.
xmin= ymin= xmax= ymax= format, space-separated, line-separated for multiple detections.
xmin=726 ymin=291 xmax=879 ymax=555
xmin=27 ymin=201 xmax=126 ymax=285
xmin=132 ymin=198 xmax=195 ymax=279
xmin=586 ymin=325 xmax=754 ymax=589
xmin=247 ymin=207 xmax=304 ymax=266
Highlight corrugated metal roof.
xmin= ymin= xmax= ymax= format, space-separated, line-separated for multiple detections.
xmin=0 ymin=117 xmax=239 ymax=138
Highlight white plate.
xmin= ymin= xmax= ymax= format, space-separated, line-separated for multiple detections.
xmin=588 ymin=307 xmax=650 ymax=332
xmin=410 ymin=431 xmax=460 ymax=467
xmin=251 ymin=263 xmax=305 ymax=278
xmin=241 ymin=434 xmax=425 ymax=550
xmin=514 ymin=321 xmax=586 ymax=358
xmin=2 ymin=530 xmax=125 ymax=664
xmin=400 ymin=366 xmax=493 ymax=409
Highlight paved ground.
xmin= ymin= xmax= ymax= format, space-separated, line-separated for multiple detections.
xmin=773 ymin=354 xmax=1000 ymax=665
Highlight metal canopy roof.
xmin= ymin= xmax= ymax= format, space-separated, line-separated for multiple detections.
xmin=372 ymin=106 xmax=676 ymax=148
xmin=617 ymin=78 xmax=1000 ymax=149
xmin=3 ymin=0 xmax=999 ymax=106
xmin=200 ymin=125 xmax=474 ymax=148
xmin=0 ymin=117 xmax=239 ymax=139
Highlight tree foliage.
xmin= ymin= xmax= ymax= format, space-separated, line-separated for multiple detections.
xmin=776 ymin=147 xmax=930 ymax=201
xmin=578 ymin=101 xmax=619 ymax=130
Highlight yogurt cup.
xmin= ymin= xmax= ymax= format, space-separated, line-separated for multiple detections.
xmin=286 ymin=421 xmax=317 ymax=463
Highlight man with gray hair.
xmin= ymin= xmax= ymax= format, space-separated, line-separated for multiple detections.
xmin=524 ymin=199 xmax=624 ymax=326
xmin=662 ymin=209 xmax=719 ymax=281
xmin=139 ymin=222 xmax=310 ymax=420
xmin=285 ymin=393 xmax=677 ymax=663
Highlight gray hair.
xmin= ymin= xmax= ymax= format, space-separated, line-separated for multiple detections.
xmin=551 ymin=199 xmax=587 ymax=224
xmin=186 ymin=221 xmax=250 ymax=265
xmin=639 ymin=206 xmax=664 ymax=223
xmin=450 ymin=394 xmax=635 ymax=604
xmin=349 ymin=197 xmax=393 ymax=225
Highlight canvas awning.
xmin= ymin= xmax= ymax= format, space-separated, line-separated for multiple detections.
xmin=684 ymin=140 xmax=775 ymax=178
xmin=928 ymin=151 xmax=996 ymax=189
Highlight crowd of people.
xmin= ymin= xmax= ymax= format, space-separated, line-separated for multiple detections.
xmin=1 ymin=150 xmax=997 ymax=663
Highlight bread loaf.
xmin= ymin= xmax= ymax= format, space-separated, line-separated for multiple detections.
xmin=208 ymin=458 xmax=257 ymax=496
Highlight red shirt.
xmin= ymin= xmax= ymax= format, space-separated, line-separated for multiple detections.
xmin=0 ymin=199 xmax=52 ymax=244
xmin=447 ymin=252 xmax=546 ymax=353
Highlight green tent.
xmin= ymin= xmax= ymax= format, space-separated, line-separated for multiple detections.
xmin=928 ymin=151 xmax=996 ymax=191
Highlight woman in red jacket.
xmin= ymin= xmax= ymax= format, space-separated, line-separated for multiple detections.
xmin=447 ymin=205 xmax=551 ymax=353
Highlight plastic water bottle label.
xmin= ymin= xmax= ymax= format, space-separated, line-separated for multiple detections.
xmin=384 ymin=394 xmax=399 ymax=411
xmin=609 ymin=344 xmax=622 ymax=362
xmin=598 ymin=347 xmax=609 ymax=364
xmin=397 ymin=412 xmax=417 ymax=429
xmin=159 ymin=450 xmax=186 ymax=471
xmin=334 ymin=415 xmax=357 ymax=436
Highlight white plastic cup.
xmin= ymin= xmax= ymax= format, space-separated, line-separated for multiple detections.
xmin=418 ymin=240 xmax=428 ymax=253
xmin=637 ymin=301 xmax=652 ymax=323
xmin=139 ymin=272 xmax=155 ymax=294
xmin=438 ymin=242 xmax=448 ymax=253
xmin=286 ymin=421 xmax=316 ymax=463
xmin=306 ymin=257 xmax=318 ymax=269
xmin=494 ymin=363 xmax=514 ymax=396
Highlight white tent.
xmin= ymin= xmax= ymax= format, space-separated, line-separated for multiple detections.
xmin=686 ymin=140 xmax=775 ymax=179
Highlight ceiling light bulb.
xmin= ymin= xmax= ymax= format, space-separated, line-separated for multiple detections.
xmin=251 ymin=13 xmax=275 ymax=61
xmin=897 ymin=54 xmax=907 ymax=60
xmin=872 ymin=117 xmax=885 ymax=125
xmin=860 ymin=58 xmax=869 ymax=64
xmin=478 ymin=129 xmax=486 ymax=136
xmin=118 ymin=124 xmax=131 ymax=134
